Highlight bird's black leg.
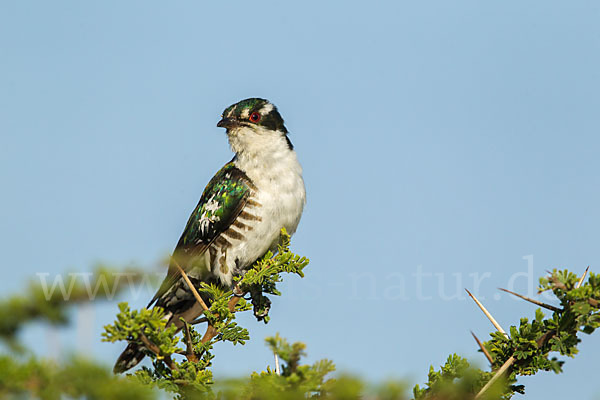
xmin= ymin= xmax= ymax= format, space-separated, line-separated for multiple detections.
xmin=249 ymin=286 xmax=271 ymax=322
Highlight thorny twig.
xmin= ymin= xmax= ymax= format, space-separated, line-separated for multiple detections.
xmin=182 ymin=321 xmax=198 ymax=363
xmin=139 ymin=331 xmax=178 ymax=371
xmin=473 ymin=268 xmax=590 ymax=399
xmin=499 ymin=288 xmax=562 ymax=313
xmin=470 ymin=330 xmax=493 ymax=366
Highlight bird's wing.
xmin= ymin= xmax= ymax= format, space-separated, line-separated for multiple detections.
xmin=148 ymin=161 xmax=254 ymax=307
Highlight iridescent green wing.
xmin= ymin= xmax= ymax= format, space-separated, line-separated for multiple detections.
xmin=149 ymin=162 xmax=253 ymax=306
xmin=176 ymin=163 xmax=252 ymax=251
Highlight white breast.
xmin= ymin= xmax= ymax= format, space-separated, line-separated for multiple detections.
xmin=214 ymin=127 xmax=306 ymax=285
xmin=244 ymin=148 xmax=306 ymax=251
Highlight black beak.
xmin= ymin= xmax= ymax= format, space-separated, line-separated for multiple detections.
xmin=217 ymin=118 xmax=237 ymax=128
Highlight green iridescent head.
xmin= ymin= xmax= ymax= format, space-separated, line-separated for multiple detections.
xmin=217 ymin=98 xmax=288 ymax=134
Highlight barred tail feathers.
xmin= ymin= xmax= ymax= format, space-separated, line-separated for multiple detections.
xmin=114 ymin=342 xmax=146 ymax=374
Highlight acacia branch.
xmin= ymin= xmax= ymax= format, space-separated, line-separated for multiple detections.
xmin=499 ymin=288 xmax=562 ymax=313
xmin=181 ymin=321 xmax=198 ymax=363
xmin=139 ymin=331 xmax=178 ymax=371
xmin=178 ymin=253 xmax=276 ymax=356
xmin=175 ymin=262 xmax=246 ymax=356
xmin=472 ymin=281 xmax=564 ymax=399
xmin=475 ymin=328 xmax=557 ymax=399
xmin=475 ymin=356 xmax=515 ymax=399
xmin=200 ymin=290 xmax=244 ymax=344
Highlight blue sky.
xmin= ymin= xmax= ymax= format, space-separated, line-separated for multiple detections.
xmin=1 ymin=1 xmax=599 ymax=398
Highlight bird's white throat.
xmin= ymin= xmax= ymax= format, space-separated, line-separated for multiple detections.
xmin=228 ymin=126 xmax=303 ymax=187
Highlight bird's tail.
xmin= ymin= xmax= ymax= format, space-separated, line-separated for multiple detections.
xmin=113 ymin=342 xmax=147 ymax=374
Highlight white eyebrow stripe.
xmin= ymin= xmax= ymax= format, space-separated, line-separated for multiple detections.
xmin=240 ymin=108 xmax=250 ymax=119
xmin=259 ymin=103 xmax=273 ymax=114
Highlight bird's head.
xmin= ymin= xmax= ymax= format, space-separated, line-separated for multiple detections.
xmin=217 ymin=98 xmax=292 ymax=155
xmin=217 ymin=98 xmax=288 ymax=134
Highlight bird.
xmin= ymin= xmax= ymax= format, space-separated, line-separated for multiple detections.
xmin=114 ymin=98 xmax=306 ymax=373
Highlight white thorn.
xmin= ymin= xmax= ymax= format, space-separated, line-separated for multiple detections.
xmin=274 ymin=353 xmax=281 ymax=375
xmin=575 ymin=266 xmax=590 ymax=289
xmin=466 ymin=289 xmax=509 ymax=338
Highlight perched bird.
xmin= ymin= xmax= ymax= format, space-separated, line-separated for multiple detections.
xmin=114 ymin=98 xmax=306 ymax=373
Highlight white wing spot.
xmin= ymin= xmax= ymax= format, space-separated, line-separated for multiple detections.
xmin=199 ymin=194 xmax=222 ymax=235
xmin=204 ymin=200 xmax=220 ymax=214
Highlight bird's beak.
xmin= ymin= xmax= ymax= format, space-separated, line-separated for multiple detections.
xmin=217 ymin=118 xmax=237 ymax=129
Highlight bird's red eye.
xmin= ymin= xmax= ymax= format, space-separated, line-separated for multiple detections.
xmin=249 ymin=112 xmax=261 ymax=122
